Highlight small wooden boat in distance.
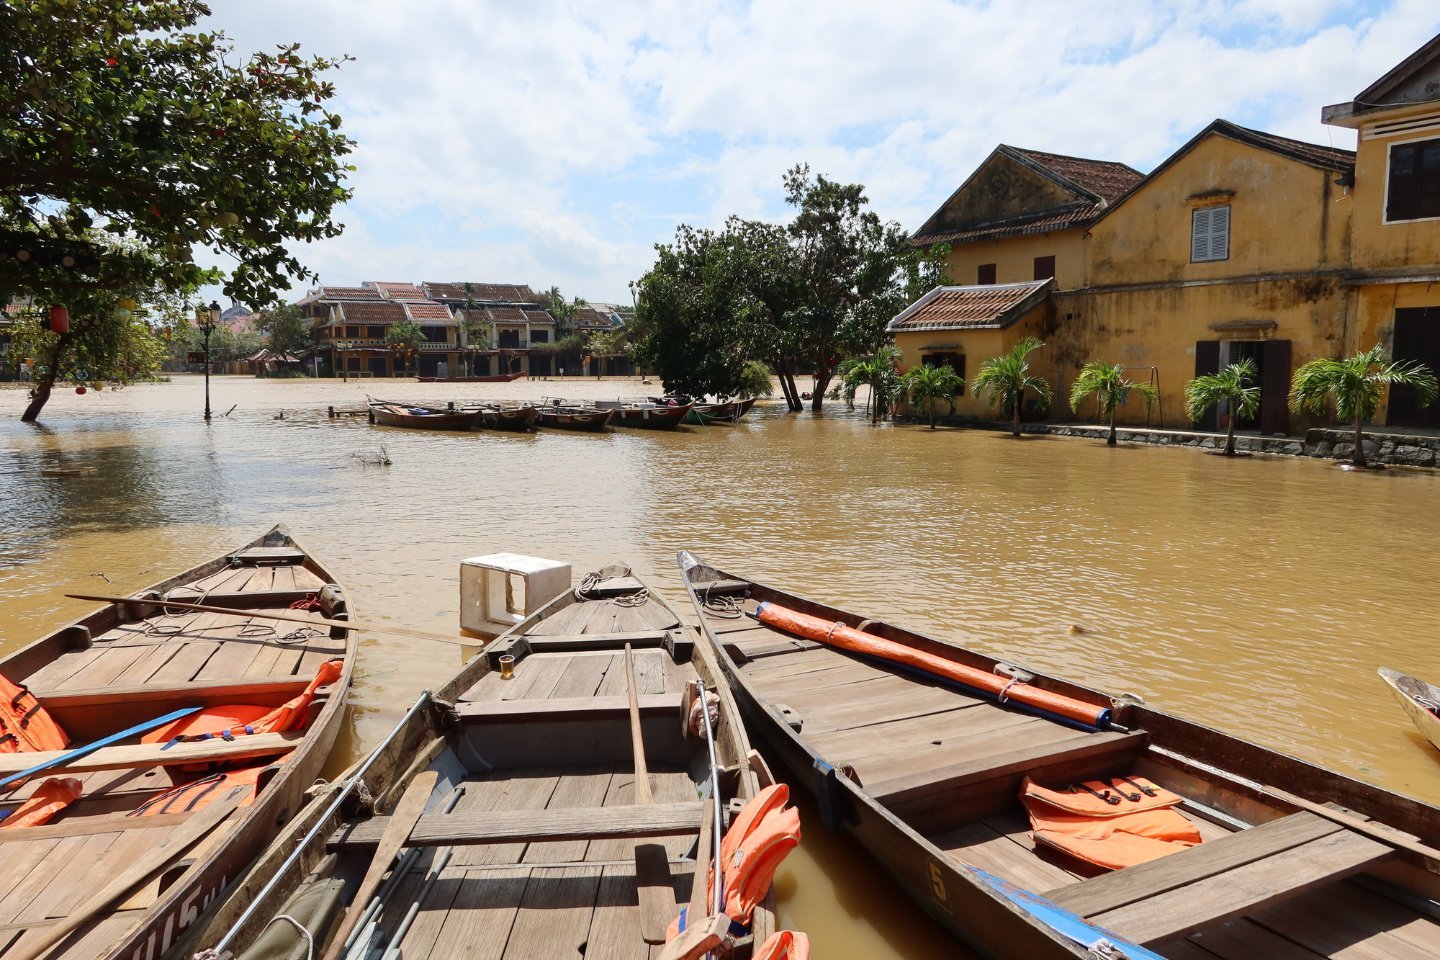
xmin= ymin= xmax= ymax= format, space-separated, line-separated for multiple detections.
xmin=472 ymin=403 xmax=539 ymax=432
xmin=536 ymin=399 xmax=615 ymax=431
xmin=679 ymin=550 xmax=1440 ymax=959
xmin=415 ymin=371 xmax=524 ymax=383
xmin=594 ymin=399 xmax=695 ymax=430
xmin=0 ymin=525 xmax=355 ymax=960
xmin=683 ymin=397 xmax=757 ymax=425
xmin=188 ymin=563 xmax=782 ymax=960
xmin=1378 ymin=667 xmax=1440 ymax=752
xmin=368 ymin=399 xmax=481 ymax=431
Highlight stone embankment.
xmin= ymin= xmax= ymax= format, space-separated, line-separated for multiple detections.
xmin=917 ymin=417 xmax=1440 ymax=467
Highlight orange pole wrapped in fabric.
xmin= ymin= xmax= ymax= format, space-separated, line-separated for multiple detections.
xmin=753 ymin=603 xmax=1111 ymax=729
xmin=142 ymin=658 xmax=345 ymax=745
xmin=0 ymin=777 xmax=82 ymax=828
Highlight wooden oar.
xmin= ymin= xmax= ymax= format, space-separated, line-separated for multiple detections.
xmin=8 ymin=788 xmax=246 ymax=960
xmin=625 ymin=643 xmax=677 ymax=943
xmin=0 ymin=705 xmax=201 ymax=792
xmin=319 ymin=770 xmax=438 ymax=960
xmin=64 ymin=593 xmax=481 ymax=647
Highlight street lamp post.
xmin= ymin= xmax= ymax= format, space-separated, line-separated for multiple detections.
xmin=198 ymin=300 xmax=221 ymax=421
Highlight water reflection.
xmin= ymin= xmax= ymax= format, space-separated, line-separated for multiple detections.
xmin=4 ymin=376 xmax=1440 ymax=956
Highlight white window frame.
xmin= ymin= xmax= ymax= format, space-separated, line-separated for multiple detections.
xmin=1382 ymin=134 xmax=1440 ymax=226
xmin=1191 ymin=205 xmax=1230 ymax=263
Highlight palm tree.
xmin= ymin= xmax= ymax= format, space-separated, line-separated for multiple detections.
xmin=972 ymin=336 xmax=1052 ymax=437
xmin=901 ymin=362 xmax=965 ymax=429
xmin=835 ymin=347 xmax=901 ymax=423
xmin=1069 ymin=360 xmax=1159 ymax=447
xmin=1289 ymin=344 xmax=1438 ymax=468
xmin=1184 ymin=358 xmax=1260 ymax=456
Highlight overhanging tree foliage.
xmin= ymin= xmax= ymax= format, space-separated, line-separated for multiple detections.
xmin=1 ymin=0 xmax=355 ymax=419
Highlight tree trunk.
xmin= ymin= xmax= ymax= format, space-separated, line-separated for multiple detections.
xmin=1353 ymin=413 xmax=1367 ymax=467
xmin=1224 ymin=411 xmax=1237 ymax=456
xmin=928 ymin=399 xmax=936 ymax=429
xmin=1011 ymin=392 xmax=1021 ymax=437
xmin=1107 ymin=408 xmax=1117 ymax=446
xmin=776 ymin=359 xmax=802 ymax=412
xmin=20 ymin=336 xmax=68 ymax=423
xmin=810 ymin=367 xmax=832 ymax=413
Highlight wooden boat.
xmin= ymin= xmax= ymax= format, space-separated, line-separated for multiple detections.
xmin=0 ymin=525 xmax=355 ymax=960
xmin=536 ymin=400 xmax=614 ymax=432
xmin=473 ymin=403 xmax=539 ymax=432
xmin=1379 ymin=667 xmax=1440 ymax=752
xmin=415 ymin=371 xmax=524 ymax=383
xmin=368 ymin=401 xmax=480 ymax=431
xmin=678 ymin=551 xmax=1440 ymax=960
xmin=595 ymin=399 xmax=695 ymax=430
xmin=186 ymin=563 xmax=779 ymax=960
xmin=683 ymin=397 xmax=757 ymax=425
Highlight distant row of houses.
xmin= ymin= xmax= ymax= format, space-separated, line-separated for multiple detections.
xmin=888 ymin=33 xmax=1440 ymax=433
xmin=293 ymin=281 xmax=627 ymax=378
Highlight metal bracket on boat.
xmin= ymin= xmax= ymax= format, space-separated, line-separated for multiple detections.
xmin=993 ymin=662 xmax=1035 ymax=684
xmin=773 ymin=703 xmax=802 ymax=733
xmin=431 ymin=699 xmax=461 ymax=729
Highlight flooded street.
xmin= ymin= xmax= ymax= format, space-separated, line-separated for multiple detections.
xmin=3 ymin=374 xmax=1440 ymax=958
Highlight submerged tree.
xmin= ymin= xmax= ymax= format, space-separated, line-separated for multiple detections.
xmin=1 ymin=1 xmax=354 ymax=419
xmin=256 ymin=305 xmax=313 ymax=359
xmin=901 ymin=361 xmax=965 ymax=429
xmin=385 ymin=320 xmax=426 ymax=378
xmin=1069 ymin=360 xmax=1159 ymax=447
xmin=1289 ymin=344 xmax=1437 ymax=468
xmin=834 ymin=347 xmax=902 ymax=423
xmin=1184 ymin=358 xmax=1260 ymax=456
xmin=972 ymin=337 xmax=1052 ymax=437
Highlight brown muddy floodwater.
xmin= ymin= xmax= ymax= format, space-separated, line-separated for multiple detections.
xmin=4 ymin=374 xmax=1440 ymax=958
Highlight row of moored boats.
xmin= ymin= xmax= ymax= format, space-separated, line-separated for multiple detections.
xmin=6 ymin=528 xmax=1440 ymax=960
xmin=367 ymin=395 xmax=758 ymax=433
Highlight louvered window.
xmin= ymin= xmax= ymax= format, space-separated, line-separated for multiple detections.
xmin=1191 ymin=206 xmax=1230 ymax=262
xmin=1387 ymin=137 xmax=1440 ymax=222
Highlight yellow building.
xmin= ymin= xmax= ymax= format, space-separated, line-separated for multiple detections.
xmin=893 ymin=35 xmax=1440 ymax=434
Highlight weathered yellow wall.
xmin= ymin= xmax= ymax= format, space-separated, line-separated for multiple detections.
xmin=1347 ymin=113 xmax=1440 ymax=270
xmin=940 ymin=230 xmax=1088 ymax=289
xmin=1088 ymin=134 xmax=1351 ymax=283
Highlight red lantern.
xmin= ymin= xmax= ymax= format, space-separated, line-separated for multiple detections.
xmin=49 ymin=305 xmax=70 ymax=334
xmin=75 ymin=386 xmax=87 ymax=395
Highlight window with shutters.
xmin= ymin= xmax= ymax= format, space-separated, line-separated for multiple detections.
xmin=1386 ymin=137 xmax=1440 ymax=222
xmin=1191 ymin=205 xmax=1230 ymax=262
xmin=977 ymin=263 xmax=997 ymax=285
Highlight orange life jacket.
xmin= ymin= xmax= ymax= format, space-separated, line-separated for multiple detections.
xmin=127 ymin=759 xmax=285 ymax=817
xmin=1020 ymin=776 xmax=1201 ymax=871
xmin=710 ymin=783 xmax=801 ymax=924
xmin=1 ymin=777 xmax=82 ymax=829
xmin=754 ymin=931 xmax=810 ymax=960
xmin=0 ymin=674 xmax=68 ymax=753
xmin=141 ymin=658 xmax=343 ymax=745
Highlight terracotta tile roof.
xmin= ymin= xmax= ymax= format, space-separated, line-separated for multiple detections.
xmin=422 ymin=282 xmax=539 ymax=305
xmin=366 ymin=281 xmax=428 ymax=301
xmin=522 ymin=309 xmax=555 ymax=325
xmin=403 ymin=302 xmax=455 ymax=323
xmin=887 ymin=280 xmax=1053 ymax=332
xmin=1009 ymin=148 xmax=1144 ymax=203
xmin=486 ymin=306 xmax=527 ymax=323
xmin=916 ymin=202 xmax=1098 ymax=246
xmin=335 ymin=301 xmax=407 ymax=325
xmin=317 ymin=286 xmax=384 ymax=301
xmin=570 ymin=306 xmax=615 ymax=329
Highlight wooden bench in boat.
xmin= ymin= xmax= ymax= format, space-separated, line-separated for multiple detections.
xmin=456 ymin=693 xmax=682 ymax=722
xmin=490 ymin=630 xmax=694 ymax=663
xmin=34 ymin=677 xmax=313 ymax=710
xmin=327 ymin=801 xmax=704 ymax=850
xmin=0 ymin=730 xmax=302 ymax=776
xmin=1044 ymin=810 xmax=1393 ymax=944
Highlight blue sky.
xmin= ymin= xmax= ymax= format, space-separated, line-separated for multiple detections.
xmin=205 ymin=1 xmax=1439 ymax=307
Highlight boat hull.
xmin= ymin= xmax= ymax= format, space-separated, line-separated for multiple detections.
xmin=0 ymin=526 xmax=355 ymax=960
xmin=414 ymin=372 xmax=524 ymax=383
xmin=477 ymin=405 xmax=538 ymax=432
xmin=603 ymin=401 xmax=694 ymax=430
xmin=370 ymin=405 xmax=480 ymax=430
xmin=1379 ymin=667 xmax=1440 ymax=753
xmin=536 ymin=407 xmax=614 ymax=431
xmin=684 ymin=396 xmax=757 ymax=425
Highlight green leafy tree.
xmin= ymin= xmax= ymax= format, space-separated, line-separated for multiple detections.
xmin=901 ymin=361 xmax=966 ymax=429
xmin=1184 ymin=358 xmax=1260 ymax=456
xmin=737 ymin=360 xmax=775 ymax=399
xmin=385 ymin=320 xmax=426 ymax=378
xmin=1069 ymin=360 xmax=1160 ymax=447
xmin=255 ymin=304 xmax=312 ymax=358
xmin=972 ymin=337 xmax=1052 ymax=437
xmin=1 ymin=1 xmax=354 ymax=419
xmin=834 ymin=347 xmax=902 ymax=423
xmin=8 ymin=289 xmax=186 ymax=395
xmin=1289 ymin=344 xmax=1438 ymax=467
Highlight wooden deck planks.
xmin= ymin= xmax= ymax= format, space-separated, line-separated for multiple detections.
xmin=501 ymin=866 xmax=603 ymax=958
xmin=423 ymin=866 xmax=530 ymax=960
xmin=933 ymin=821 xmax=1079 ymax=893
xmin=583 ymin=864 xmax=651 ymax=960
xmin=525 ymin=768 xmax=615 ymax=863
xmin=1245 ymin=880 xmax=1440 ymax=960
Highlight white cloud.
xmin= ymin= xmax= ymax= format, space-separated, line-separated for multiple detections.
xmin=201 ymin=1 xmax=1439 ymax=305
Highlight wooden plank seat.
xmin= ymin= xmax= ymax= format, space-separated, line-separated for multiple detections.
xmin=456 ymin=693 xmax=682 ymax=723
xmin=328 ymin=801 xmax=704 ymax=851
xmin=34 ymin=677 xmax=312 ymax=710
xmin=1045 ymin=811 xmax=1393 ymax=945
xmin=0 ymin=730 xmax=302 ymax=776
xmin=157 ymin=589 xmax=322 ymax=609
xmin=501 ymin=631 xmax=692 ymax=659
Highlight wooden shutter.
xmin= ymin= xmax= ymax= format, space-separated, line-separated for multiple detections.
xmin=1033 ymin=256 xmax=1056 ymax=281
xmin=1191 ymin=206 xmax=1229 ymax=262
xmin=977 ymin=263 xmax=996 ymax=285
xmin=1194 ymin=341 xmax=1220 ymax=431
xmin=1259 ymin=339 xmax=1290 ymax=435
